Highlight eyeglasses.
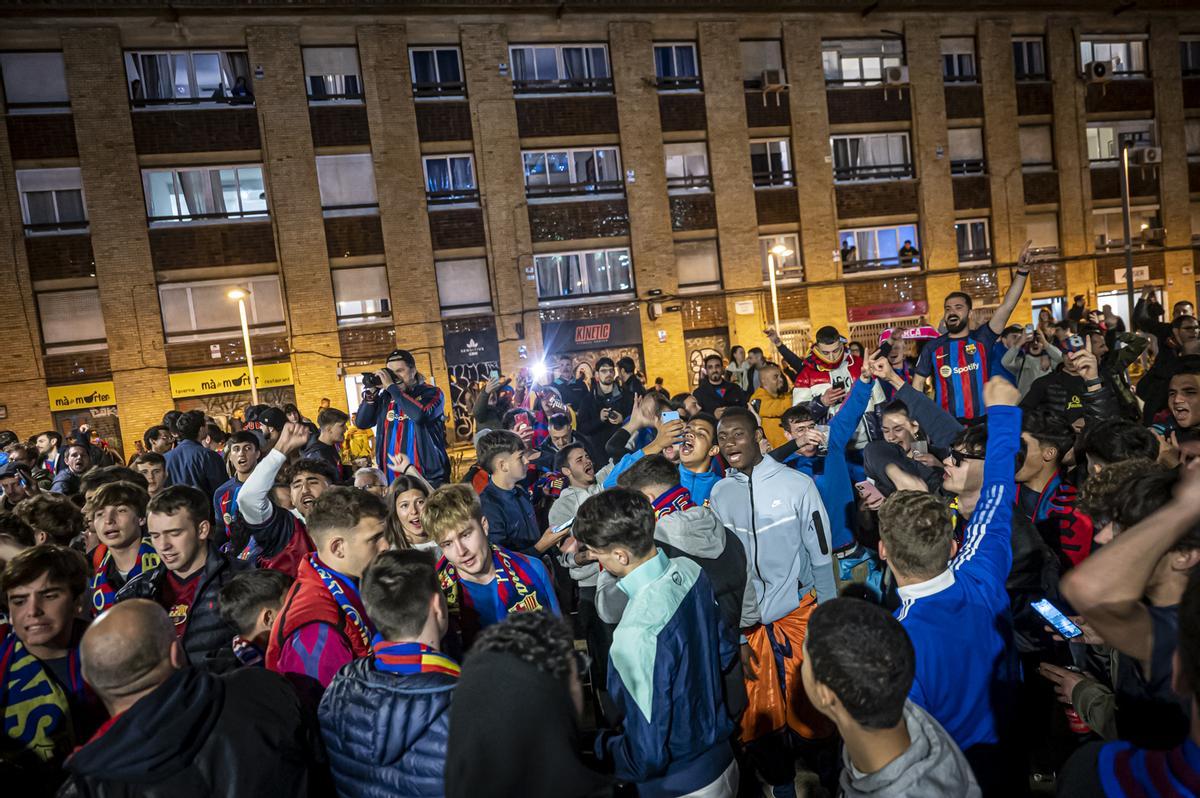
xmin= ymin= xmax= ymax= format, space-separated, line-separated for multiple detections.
xmin=948 ymin=450 xmax=985 ymax=467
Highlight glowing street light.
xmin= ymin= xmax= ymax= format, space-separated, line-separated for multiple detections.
xmin=227 ymin=288 xmax=258 ymax=405
xmin=767 ymin=244 xmax=793 ymax=344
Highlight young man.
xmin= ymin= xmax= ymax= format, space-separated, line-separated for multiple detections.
xmin=1001 ymin=327 xmax=1062 ymax=397
xmin=13 ymin=493 xmax=83 ymax=548
xmin=912 ymin=243 xmax=1032 ymax=419
xmin=476 ymin=430 xmax=569 ymax=556
xmin=875 ymin=377 xmax=1024 ymax=795
xmin=604 ymin=411 xmax=724 ymax=505
xmin=709 ymin=407 xmax=835 ymax=782
xmin=617 ymin=356 xmax=644 ymax=399
xmin=354 ymin=348 xmax=450 ymax=486
xmin=266 ymin=487 xmax=390 ymax=697
xmin=1 ymin=545 xmax=99 ymax=776
xmin=802 ymin=597 xmax=980 ymax=798
xmin=164 ymin=410 xmax=228 ymax=497
xmin=575 ymin=356 xmax=634 ymax=443
xmin=320 ymin=550 xmax=457 ymax=798
xmin=423 ymin=484 xmax=559 ymax=650
xmin=5 ymin=444 xmax=52 ymax=491
xmin=693 ymin=353 xmax=749 ymax=414
xmin=85 ymin=481 xmax=159 ymax=614
xmin=1015 ymin=407 xmax=1094 ymax=568
xmin=549 ymin=443 xmax=606 ymax=592
xmin=50 ymin=440 xmax=91 ymax=496
xmin=213 ymin=431 xmax=260 ymax=547
xmin=0 ymin=460 xmax=38 ymax=514
xmin=143 ymin=424 xmax=174 ymax=456
xmin=302 ymin=407 xmax=349 ymax=482
xmin=750 ymin=364 xmax=794 ymax=450
xmin=538 ymin=413 xmax=603 ymax=474
xmin=131 ymin=451 xmax=168 ymax=497
xmin=575 ymin=488 xmax=739 ymax=798
xmin=35 ymin=430 xmax=62 ymax=474
xmin=217 ymin=568 xmax=293 ymax=667
xmin=1169 ymin=360 xmax=1200 ymax=430
xmin=128 ymin=485 xmax=251 ymax=671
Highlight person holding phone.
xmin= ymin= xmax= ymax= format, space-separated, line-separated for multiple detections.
xmin=1020 ymin=324 xmax=1123 ymax=427
xmin=1001 ymin=326 xmax=1062 ymax=398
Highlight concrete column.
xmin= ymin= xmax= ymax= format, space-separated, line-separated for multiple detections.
xmin=783 ymin=20 xmax=848 ymax=336
xmin=609 ymin=22 xmax=688 ymax=390
xmin=906 ymin=23 xmax=957 ymax=277
xmin=699 ymin=21 xmax=770 ymax=353
xmin=358 ymin=24 xmax=451 ymax=400
xmin=247 ymin=26 xmax=343 ymax=415
xmin=1149 ymin=16 xmax=1198 ymax=309
xmin=63 ymin=28 xmax=171 ymax=456
xmin=461 ymin=23 xmax=542 ymax=371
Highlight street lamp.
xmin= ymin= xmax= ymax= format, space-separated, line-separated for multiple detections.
xmin=227 ymin=288 xmax=259 ymax=405
xmin=1119 ymin=142 xmax=1136 ymax=320
xmin=767 ymin=244 xmax=792 ymax=345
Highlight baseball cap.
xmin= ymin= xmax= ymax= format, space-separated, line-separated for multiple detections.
xmin=259 ymin=407 xmax=287 ymax=431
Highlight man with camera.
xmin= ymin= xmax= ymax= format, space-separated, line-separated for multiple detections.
xmin=354 ymin=349 xmax=449 ymax=487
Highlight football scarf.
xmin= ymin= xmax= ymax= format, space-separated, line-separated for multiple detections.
xmin=232 ymin=635 xmax=264 ymax=667
xmin=308 ymin=553 xmax=374 ymax=652
xmin=651 ymin=485 xmax=697 ymax=518
xmin=437 ymin=547 xmax=541 ymax=640
xmin=0 ymin=626 xmax=74 ymax=763
xmin=372 ymin=638 xmax=460 ymax=677
xmin=90 ymin=538 xmax=160 ymax=614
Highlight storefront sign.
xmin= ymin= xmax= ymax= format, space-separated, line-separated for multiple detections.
xmin=169 ymin=362 xmax=294 ymax=398
xmin=443 ymin=328 xmax=500 ymax=366
xmin=542 ymin=315 xmax=642 ymax=354
xmin=48 ymin=381 xmax=117 ymax=410
xmin=847 ymin=300 xmax=929 ymax=323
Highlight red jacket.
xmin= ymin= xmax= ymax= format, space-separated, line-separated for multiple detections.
xmin=791 ymin=349 xmax=864 ymax=404
xmin=264 ymin=555 xmax=372 ymax=674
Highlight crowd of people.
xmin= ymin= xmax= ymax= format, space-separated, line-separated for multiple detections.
xmin=2 ymin=262 xmax=1200 ymax=797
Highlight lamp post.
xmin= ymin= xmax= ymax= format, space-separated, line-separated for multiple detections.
xmin=227 ymin=288 xmax=258 ymax=405
xmin=1119 ymin=141 xmax=1136 ymax=320
xmin=766 ymin=244 xmax=792 ymax=345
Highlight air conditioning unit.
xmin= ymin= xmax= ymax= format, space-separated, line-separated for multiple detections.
xmin=1084 ymin=59 xmax=1116 ymax=83
xmin=761 ymin=69 xmax=785 ymax=89
xmin=1128 ymin=146 xmax=1163 ymax=166
xmin=883 ymin=65 xmax=910 ymax=85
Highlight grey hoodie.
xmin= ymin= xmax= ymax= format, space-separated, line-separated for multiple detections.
xmin=840 ymin=702 xmax=981 ymax=798
xmin=548 ymin=463 xmax=613 ymax=588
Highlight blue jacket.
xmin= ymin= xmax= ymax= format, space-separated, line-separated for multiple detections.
xmin=354 ymin=380 xmax=449 ymax=487
xmin=598 ymin=551 xmax=736 ymax=797
xmin=479 ymin=481 xmax=541 ymax=556
xmin=604 ymin=450 xmax=721 ymax=505
xmin=319 ymin=657 xmax=455 ymax=798
xmin=817 ymin=376 xmax=874 ymax=551
xmin=165 ymin=439 xmax=228 ymax=497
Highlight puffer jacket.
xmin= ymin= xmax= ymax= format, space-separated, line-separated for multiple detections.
xmin=319 ymin=657 xmax=455 ymax=798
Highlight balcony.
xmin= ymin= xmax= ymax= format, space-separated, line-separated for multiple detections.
xmin=429 ymin=208 xmax=486 ymax=250
xmin=1023 ymin=171 xmax=1060 ymax=205
xmin=512 ymin=77 xmax=613 ymax=95
xmin=944 ymin=84 xmax=983 ymax=119
xmin=6 ymin=114 xmax=77 ymax=159
xmin=834 ymin=163 xmax=914 ymax=183
xmin=310 ymin=105 xmax=371 ymax=148
xmin=842 ymin=254 xmax=922 ymax=276
xmin=426 ymin=189 xmax=480 ymax=207
xmin=165 ymin=329 xmax=288 ymax=371
xmin=1085 ymin=79 xmax=1154 ymax=114
xmin=1016 ymin=82 xmax=1053 ymax=117
xmin=1089 ymin=161 xmax=1159 ymax=201
xmin=670 ymin=194 xmax=716 ymax=232
xmin=515 ymin=95 xmax=619 ymax=137
xmin=25 ymin=229 xmax=94 ymax=282
xmin=659 ymin=93 xmax=707 ymax=132
xmin=44 ymin=350 xmax=112 ymax=387
xmin=525 ymin=179 xmax=624 ymax=200
xmin=952 ymin=175 xmax=991 ymax=211
xmin=745 ymin=92 xmax=791 ymax=128
xmin=836 ymin=181 xmax=919 ymax=219
xmin=754 ymin=187 xmax=799 ymax=225
xmin=413 ymin=80 xmax=466 ymax=99
xmin=656 ymin=76 xmax=701 ymax=92
xmin=826 ymin=86 xmax=911 ymax=126
xmin=528 ymin=199 xmax=630 ymax=243
xmin=415 ymin=102 xmax=473 ymax=142
xmin=752 ymin=170 xmax=794 ymax=189
xmin=149 ymin=220 xmax=276 ymax=271
xmin=131 ymin=107 xmax=261 ymax=155
xmin=148 ymin=208 xmax=268 ymax=226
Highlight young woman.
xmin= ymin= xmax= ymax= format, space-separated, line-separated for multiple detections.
xmin=725 ymin=345 xmax=752 ymax=392
xmin=384 ymin=474 xmax=437 ymax=552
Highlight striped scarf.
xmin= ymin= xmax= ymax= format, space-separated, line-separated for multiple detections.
xmin=372 ymin=637 xmax=460 ymax=677
xmin=0 ymin=626 xmax=75 ymax=763
xmin=437 ymin=547 xmax=539 ymax=640
xmin=1099 ymin=738 xmax=1200 ymax=797
xmin=652 ymin=485 xmax=697 ymax=518
xmin=90 ymin=538 xmax=161 ymax=614
xmin=308 ymin=553 xmax=374 ymax=652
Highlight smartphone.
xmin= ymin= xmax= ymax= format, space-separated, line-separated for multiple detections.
xmin=832 ymin=376 xmax=849 ymax=391
xmin=855 ymin=480 xmax=886 ymax=505
xmin=661 ymin=410 xmax=681 ymax=424
xmin=1065 ymin=335 xmax=1086 ymax=354
xmin=552 ymin=518 xmax=574 ymax=534
xmin=489 ymin=369 xmax=500 ymax=380
xmin=911 ymin=439 xmax=929 ymax=456
xmin=814 ymin=425 xmax=831 ymax=439
xmin=1024 ymin=324 xmax=1035 ymax=335
xmin=1032 ymin=599 xmax=1082 ymax=639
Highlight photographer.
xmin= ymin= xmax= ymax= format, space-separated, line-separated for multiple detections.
xmin=1001 ymin=326 xmax=1062 ymax=398
xmin=1019 ymin=327 xmax=1120 ymax=428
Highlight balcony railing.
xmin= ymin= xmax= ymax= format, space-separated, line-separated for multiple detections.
xmin=5 ymin=101 xmax=71 ymax=112
xmin=147 ymin=208 xmax=268 ymax=224
xmin=512 ymin=77 xmax=614 ymax=95
xmin=1015 ymin=71 xmax=1048 ymax=82
xmin=825 ymin=77 xmax=902 ymax=88
xmin=666 ymin=174 xmax=712 ymax=191
xmin=307 ymin=92 xmax=364 ymax=103
xmin=656 ymin=76 xmax=702 ymax=91
xmin=943 ymin=73 xmax=979 ymax=84
xmin=833 ymin=163 xmax=914 ymax=182
xmin=426 ymin=188 xmax=481 ymax=206
xmin=752 ymin=170 xmax=795 ymax=188
xmin=950 ymin=159 xmax=987 ymax=176
xmin=843 ymin=255 xmax=922 ymax=274
xmin=413 ymin=81 xmax=466 ymax=98
xmin=957 ymin=248 xmax=992 ymax=263
xmin=321 ymin=203 xmax=380 ymax=215
xmin=24 ymin=221 xmax=89 ymax=235
xmin=131 ymin=94 xmax=254 ymax=109
xmin=525 ymin=179 xmax=624 ymax=198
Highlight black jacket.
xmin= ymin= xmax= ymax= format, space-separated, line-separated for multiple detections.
xmin=114 ymin=545 xmax=251 ymax=673
xmin=1020 ymin=368 xmax=1122 ymax=426
xmin=57 ymin=667 xmax=312 ymax=798
xmin=693 ymin=379 xmax=749 ymax=414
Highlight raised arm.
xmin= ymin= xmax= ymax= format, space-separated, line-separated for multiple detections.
xmin=988 ymin=240 xmax=1033 ymax=334
xmin=870 ymin=356 xmax=964 ymax=449
xmin=237 ymin=422 xmax=308 ymax=526
xmin=766 ymin=328 xmax=808 ymax=375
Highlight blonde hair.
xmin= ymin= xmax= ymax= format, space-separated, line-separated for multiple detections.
xmin=420 ymin=483 xmax=484 ymax=545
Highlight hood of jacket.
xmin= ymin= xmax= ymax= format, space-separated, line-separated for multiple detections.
xmin=655 ymin=506 xmax=726 ymax=559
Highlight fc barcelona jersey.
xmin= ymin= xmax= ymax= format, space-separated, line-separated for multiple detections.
xmin=916 ymin=326 xmax=998 ymax=420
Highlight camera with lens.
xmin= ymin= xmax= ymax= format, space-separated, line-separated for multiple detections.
xmin=361 ymin=368 xmax=397 ymax=389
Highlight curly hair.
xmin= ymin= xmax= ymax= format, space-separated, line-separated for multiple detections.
xmin=13 ymin=493 xmax=84 ymax=547
xmin=877 ymin=491 xmax=956 ymax=580
xmin=467 ymin=610 xmax=576 ymax=687
xmin=1078 ymin=458 xmax=1165 ymax=526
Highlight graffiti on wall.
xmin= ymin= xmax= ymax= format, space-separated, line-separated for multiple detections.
xmin=447 ymin=361 xmax=501 ymax=442
xmin=174 ymin=387 xmax=298 ymax=430
xmin=685 ymin=333 xmax=730 ymax=388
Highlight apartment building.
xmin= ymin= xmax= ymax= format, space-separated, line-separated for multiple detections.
xmin=1 ymin=1 xmax=1199 ymax=455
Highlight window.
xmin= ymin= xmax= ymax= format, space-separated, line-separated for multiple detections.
xmin=955 ymin=218 xmax=991 ymax=264
xmin=333 ymin=266 xmax=390 ymax=326
xmin=1086 ymin=121 xmax=1154 ymax=162
xmin=838 ymin=223 xmax=920 ymax=272
xmin=534 ymin=248 xmax=633 ymax=300
xmin=822 ymin=38 xmax=904 ymax=86
xmin=509 ymin=44 xmax=610 ymax=93
xmin=143 ymin=165 xmax=267 ymax=223
xmin=423 ymin=155 xmax=478 ymax=204
xmin=436 ymin=258 xmax=492 ymax=315
xmin=654 ymin=43 xmax=700 ymax=90
xmin=1093 ymin=205 xmax=1160 ymax=248
xmin=1012 ymin=37 xmax=1047 ymax=81
xmin=16 ymin=168 xmax=87 ymax=233
xmin=158 ymin=275 xmax=285 ymax=342
xmin=948 ymin=128 xmax=986 ymax=175
xmin=1020 ymin=125 xmax=1055 ymax=171
xmin=831 ymin=132 xmax=912 ymax=181
xmin=1183 ymin=37 xmax=1200 ymax=77
xmin=37 ymin=289 xmax=106 ymax=353
xmin=741 ymin=40 xmax=785 ymax=88
xmin=1186 ymin=119 xmax=1200 ymax=160
xmin=410 ymin=47 xmax=464 ymax=97
xmin=941 ymin=38 xmax=977 ymax=83
xmin=316 ymin=155 xmax=378 ymax=214
xmin=0 ymin=52 xmax=69 ymax=110
xmin=522 ymin=146 xmax=622 ymax=197
xmin=125 ymin=50 xmax=251 ymax=105
xmin=303 ymin=47 xmax=362 ymax=101
xmin=1080 ymin=38 xmax=1147 ymax=77
xmin=760 ymin=234 xmax=802 ymax=283
xmin=750 ymin=139 xmax=793 ymax=187
xmin=675 ymin=240 xmax=721 ymax=291
xmin=1025 ymin=212 xmax=1060 ymax=253
xmin=664 ymin=142 xmax=710 ymax=192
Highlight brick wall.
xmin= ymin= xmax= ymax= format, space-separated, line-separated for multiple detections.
xmin=777 ymin=286 xmax=809 ymax=321
xmin=149 ymin=221 xmax=275 ymax=270
xmin=835 ymin=180 xmax=919 ymax=219
xmin=754 ymin=187 xmax=799 ymax=225
xmin=25 ymin=234 xmax=94 ymax=281
xmin=131 ymin=108 xmax=260 ymax=154
xmin=945 ymin=85 xmax=984 ymax=119
xmin=429 ymin=207 xmax=486 ymax=249
xmin=309 ymin=105 xmax=371 ymax=148
xmin=415 ymin=101 xmax=473 ymax=141
xmin=1031 ymin=261 xmax=1066 ymax=294
xmin=1016 ymin=83 xmax=1053 ymax=116
xmin=745 ymin=91 xmax=791 ymax=128
xmin=1085 ymin=79 xmax=1155 ymax=114
xmin=6 ymin=115 xmax=78 ymax=159
xmin=43 ymin=350 xmax=112 ymax=386
xmin=659 ymin=93 xmax=707 ymax=132
xmin=1185 ymin=77 xmax=1200 ymax=109
xmin=1090 ymin=165 xmax=1159 ymax=201
xmin=515 ymin=96 xmax=619 ymax=137
xmin=960 ymin=268 xmax=1000 ymax=304
xmin=680 ymin=295 xmax=727 ymax=330
xmin=952 ymin=175 xmax=991 ymax=211
xmin=1095 ymin=249 xmax=1166 ymax=285
xmin=528 ymin=198 xmax=630 ymax=242
xmin=845 ymin=274 xmax=927 ymax=310
xmin=1023 ymin=171 xmax=1060 ymax=204
xmin=670 ymin=194 xmax=716 ymax=231
xmin=165 ymin=332 xmax=289 ymax=371
xmin=826 ymin=87 xmax=911 ymax=125
xmin=338 ymin=323 xmax=396 ymax=361
xmin=324 ymin=214 xmax=384 ymax=258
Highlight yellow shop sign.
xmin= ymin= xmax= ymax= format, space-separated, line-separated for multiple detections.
xmin=169 ymin=363 xmax=294 ymax=398
xmin=48 ymin=381 xmax=118 ymax=410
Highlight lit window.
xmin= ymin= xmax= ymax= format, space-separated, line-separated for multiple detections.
xmin=436 ymin=258 xmax=492 ymax=316
xmin=316 ymin=154 xmax=378 ymax=214
xmin=333 ymin=266 xmax=391 ymax=326
xmin=1025 ymin=212 xmax=1060 ymax=253
xmin=941 ymin=38 xmax=977 ymax=83
xmin=37 ymin=289 xmax=106 ymax=353
xmin=664 ymin=142 xmax=710 ymax=192
xmin=955 ymin=218 xmax=991 ymax=264
xmin=158 ymin=275 xmax=285 ymax=342
xmin=1079 ymin=38 xmax=1147 ymax=77
xmin=522 ymin=146 xmax=622 ymax=197
xmin=125 ymin=50 xmax=252 ymax=105
xmin=534 ymin=248 xmax=633 ymax=300
xmin=676 ymin=240 xmax=721 ymax=291
xmin=741 ymin=40 xmax=786 ymax=88
xmin=838 ymin=223 xmax=921 ymax=273
xmin=303 ymin=47 xmax=363 ymax=101
xmin=654 ymin=43 xmax=700 ymax=90
xmin=143 ymin=165 xmax=268 ymax=223
xmin=423 ymin=155 xmax=478 ymax=205
xmin=822 ymin=39 xmax=904 ymax=86
xmin=759 ymin=234 xmax=803 ymax=283
xmin=509 ymin=44 xmax=610 ymax=93
xmin=948 ymin=128 xmax=986 ymax=176
xmin=831 ymin=132 xmax=913 ymax=181
xmin=750 ymin=139 xmax=793 ymax=187
xmin=16 ymin=168 xmax=87 ymax=233
xmin=410 ymin=47 xmax=464 ymax=97
xmin=1086 ymin=121 xmax=1154 ymax=162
